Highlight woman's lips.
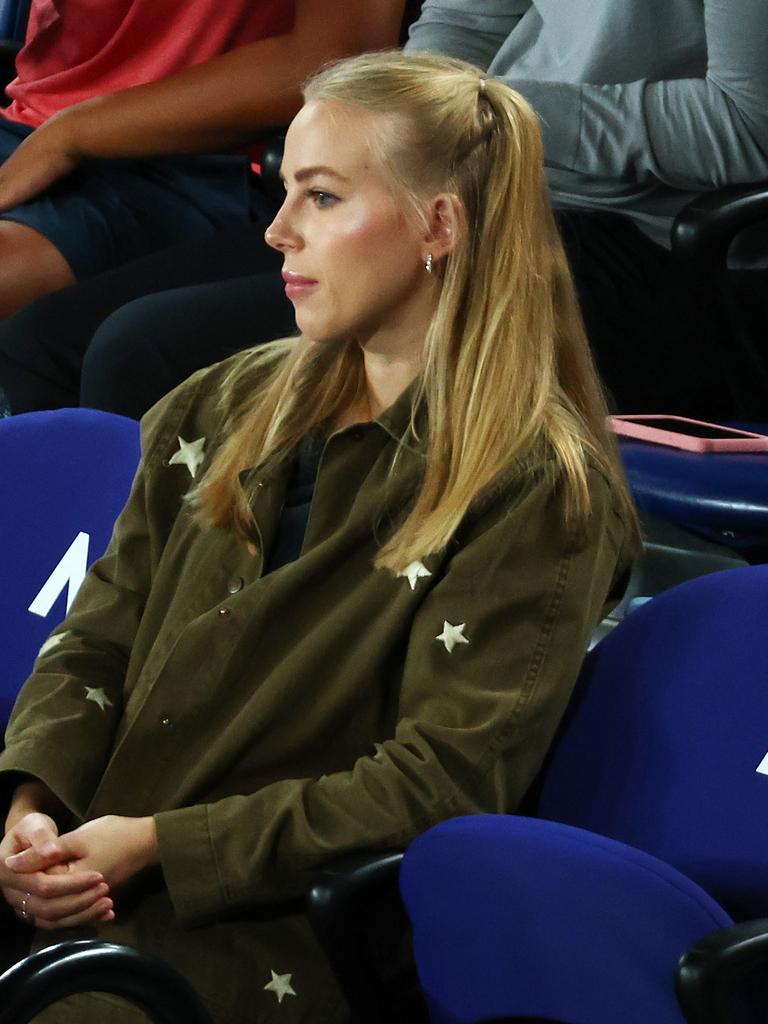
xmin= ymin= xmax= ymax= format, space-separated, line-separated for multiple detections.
xmin=282 ymin=270 xmax=318 ymax=299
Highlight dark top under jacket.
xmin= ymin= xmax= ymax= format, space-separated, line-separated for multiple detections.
xmin=264 ymin=432 xmax=323 ymax=575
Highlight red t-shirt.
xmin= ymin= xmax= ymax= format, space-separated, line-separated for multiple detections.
xmin=3 ymin=0 xmax=295 ymax=128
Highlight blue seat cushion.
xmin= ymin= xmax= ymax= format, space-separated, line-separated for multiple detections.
xmin=401 ymin=815 xmax=732 ymax=1024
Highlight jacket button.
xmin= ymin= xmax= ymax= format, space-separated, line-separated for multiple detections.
xmin=227 ymin=577 xmax=244 ymax=594
xmin=219 ymin=607 xmax=231 ymax=616
xmin=160 ymin=716 xmax=171 ymax=727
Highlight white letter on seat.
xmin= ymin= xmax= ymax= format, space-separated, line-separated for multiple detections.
xmin=28 ymin=531 xmax=90 ymax=617
xmin=756 ymin=752 xmax=768 ymax=776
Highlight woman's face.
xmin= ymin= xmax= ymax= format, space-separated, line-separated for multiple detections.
xmin=265 ymin=100 xmax=434 ymax=352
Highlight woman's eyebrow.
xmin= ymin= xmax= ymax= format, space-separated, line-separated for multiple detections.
xmin=281 ymin=165 xmax=351 ymax=184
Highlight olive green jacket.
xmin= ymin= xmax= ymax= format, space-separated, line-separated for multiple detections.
xmin=0 ymin=353 xmax=633 ymax=1023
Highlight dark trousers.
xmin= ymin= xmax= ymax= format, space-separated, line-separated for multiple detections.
xmin=0 ymin=213 xmax=295 ymax=419
xmin=555 ymin=210 xmax=763 ymax=418
xmin=0 ymin=208 xmax=764 ymax=420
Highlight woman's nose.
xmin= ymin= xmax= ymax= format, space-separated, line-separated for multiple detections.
xmin=264 ymin=203 xmax=300 ymax=253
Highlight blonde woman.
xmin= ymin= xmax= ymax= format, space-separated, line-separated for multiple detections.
xmin=0 ymin=52 xmax=637 ymax=1024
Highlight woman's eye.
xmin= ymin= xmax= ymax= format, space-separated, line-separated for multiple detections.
xmin=309 ymin=190 xmax=338 ymax=208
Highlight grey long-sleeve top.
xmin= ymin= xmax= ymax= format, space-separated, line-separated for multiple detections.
xmin=406 ymin=0 xmax=768 ymax=246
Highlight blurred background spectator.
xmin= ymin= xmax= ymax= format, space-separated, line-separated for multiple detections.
xmin=407 ymin=0 xmax=768 ymax=417
xmin=0 ymin=0 xmax=405 ymax=415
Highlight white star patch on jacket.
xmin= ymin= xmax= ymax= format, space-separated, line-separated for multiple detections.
xmin=84 ymin=686 xmax=113 ymax=711
xmin=38 ymin=630 xmax=70 ymax=658
xmin=264 ymin=970 xmax=297 ymax=1004
xmin=168 ymin=435 xmax=206 ymax=478
xmin=436 ymin=621 xmax=469 ymax=653
xmin=398 ymin=560 xmax=432 ymax=590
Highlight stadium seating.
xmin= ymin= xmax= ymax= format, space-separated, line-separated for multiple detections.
xmin=618 ymin=181 xmax=768 ymax=562
xmin=400 ymin=566 xmax=768 ymax=1023
xmin=0 ymin=408 xmax=140 ymax=731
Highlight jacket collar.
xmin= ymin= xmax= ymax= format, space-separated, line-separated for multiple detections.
xmin=374 ymin=377 xmax=427 ymax=455
xmin=236 ymin=375 xmax=427 ymax=496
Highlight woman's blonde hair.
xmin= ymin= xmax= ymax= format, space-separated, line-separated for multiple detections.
xmin=196 ymin=51 xmax=638 ymax=569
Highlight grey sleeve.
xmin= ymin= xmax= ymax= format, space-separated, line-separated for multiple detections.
xmin=504 ymin=0 xmax=768 ymax=189
xmin=405 ymin=0 xmax=529 ymax=72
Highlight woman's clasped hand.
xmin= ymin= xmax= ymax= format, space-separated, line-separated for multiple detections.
xmin=2 ymin=804 xmax=159 ymax=929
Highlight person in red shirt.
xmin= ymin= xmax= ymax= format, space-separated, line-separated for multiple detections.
xmin=0 ymin=0 xmax=405 ymax=320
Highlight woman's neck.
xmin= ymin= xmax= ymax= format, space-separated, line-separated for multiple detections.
xmin=328 ymin=320 xmax=426 ymax=434
xmin=362 ymin=348 xmax=420 ymax=420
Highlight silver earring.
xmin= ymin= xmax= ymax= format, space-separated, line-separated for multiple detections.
xmin=425 ymin=253 xmax=433 ymax=274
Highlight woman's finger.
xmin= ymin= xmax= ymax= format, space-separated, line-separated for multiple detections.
xmin=4 ymin=868 xmax=105 ymax=900
xmin=24 ymin=882 xmax=112 ymax=926
xmin=5 ymin=844 xmax=58 ymax=872
xmin=33 ymin=896 xmax=115 ymax=932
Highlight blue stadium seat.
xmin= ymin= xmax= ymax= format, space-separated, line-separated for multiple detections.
xmin=0 ymin=408 xmax=140 ymax=731
xmin=401 ymin=816 xmax=733 ymax=1024
xmin=400 ymin=566 xmax=768 ymax=1023
xmin=620 ymin=435 xmax=768 ymax=556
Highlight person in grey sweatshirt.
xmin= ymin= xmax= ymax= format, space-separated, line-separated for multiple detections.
xmin=406 ymin=0 xmax=768 ymax=416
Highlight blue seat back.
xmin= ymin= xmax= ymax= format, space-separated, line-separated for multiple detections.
xmin=537 ymin=565 xmax=768 ymax=919
xmin=401 ymin=815 xmax=732 ymax=1024
xmin=619 ymin=437 xmax=768 ymax=550
xmin=0 ymin=409 xmax=140 ymax=730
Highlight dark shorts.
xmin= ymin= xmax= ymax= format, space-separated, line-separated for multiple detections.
xmin=0 ymin=116 xmax=254 ymax=280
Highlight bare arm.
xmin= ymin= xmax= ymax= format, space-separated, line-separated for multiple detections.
xmin=4 ymin=779 xmax=63 ymax=832
xmin=47 ymin=0 xmax=405 ymax=157
xmin=0 ymin=0 xmax=405 ymax=209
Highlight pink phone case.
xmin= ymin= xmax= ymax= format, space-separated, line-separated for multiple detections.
xmin=608 ymin=415 xmax=768 ymax=453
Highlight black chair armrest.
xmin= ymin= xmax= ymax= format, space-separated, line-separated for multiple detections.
xmin=671 ymin=181 xmax=768 ymax=265
xmin=308 ymin=849 xmax=404 ymax=940
xmin=676 ymin=918 xmax=768 ymax=1024
xmin=259 ymin=135 xmax=285 ymax=203
xmin=0 ymin=940 xmax=212 ymax=1024
xmin=307 ymin=850 xmax=409 ymax=1023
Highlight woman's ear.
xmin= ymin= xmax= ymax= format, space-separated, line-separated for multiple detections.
xmin=423 ymin=193 xmax=465 ymax=264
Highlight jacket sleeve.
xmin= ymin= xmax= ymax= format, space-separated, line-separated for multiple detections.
xmin=155 ymin=466 xmax=631 ymax=926
xmin=0 ymin=378 xmax=206 ymax=821
xmin=407 ymin=0 xmax=768 ymax=191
